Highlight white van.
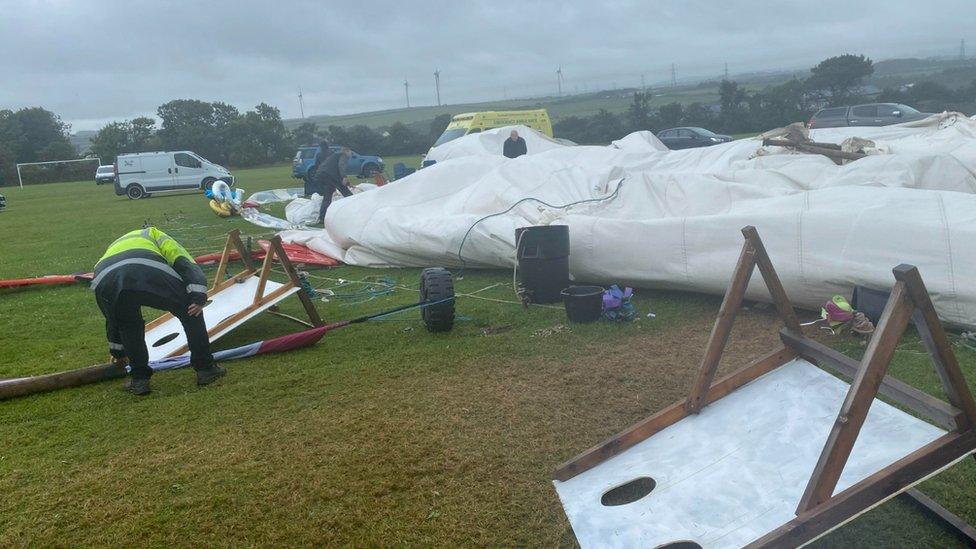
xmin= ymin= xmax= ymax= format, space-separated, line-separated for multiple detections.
xmin=114 ymin=151 xmax=234 ymax=200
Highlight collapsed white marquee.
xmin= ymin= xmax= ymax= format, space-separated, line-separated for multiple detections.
xmin=281 ymin=116 xmax=976 ymax=327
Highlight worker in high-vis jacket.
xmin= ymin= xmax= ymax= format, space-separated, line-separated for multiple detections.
xmin=91 ymin=227 xmax=225 ymax=395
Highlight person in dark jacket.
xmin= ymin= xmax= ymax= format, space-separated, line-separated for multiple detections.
xmin=91 ymin=227 xmax=225 ymax=395
xmin=313 ymin=146 xmax=354 ymax=224
xmin=304 ymin=140 xmax=330 ymax=197
xmin=503 ymin=130 xmax=528 ymax=158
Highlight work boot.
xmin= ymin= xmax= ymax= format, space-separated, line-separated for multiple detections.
xmin=123 ymin=377 xmax=151 ymax=396
xmin=195 ymin=364 xmax=227 ymax=387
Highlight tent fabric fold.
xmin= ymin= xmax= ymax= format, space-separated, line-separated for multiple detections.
xmin=281 ymin=115 xmax=976 ymax=328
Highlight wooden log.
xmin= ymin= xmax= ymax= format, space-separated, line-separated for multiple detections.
xmin=796 ymin=281 xmax=915 ymax=513
xmin=746 ymin=430 xmax=976 ymax=548
xmin=685 ymin=239 xmax=757 ymax=413
xmin=553 ymin=345 xmax=796 ymax=482
xmin=762 ymin=138 xmax=866 ymax=163
xmin=780 ymin=329 xmax=961 ymax=431
xmin=0 ymin=362 xmax=126 ymax=401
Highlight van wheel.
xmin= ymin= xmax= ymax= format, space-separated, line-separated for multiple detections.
xmin=201 ymin=177 xmax=216 ymax=191
xmin=363 ymin=163 xmax=380 ymax=177
xmin=126 ymin=184 xmax=146 ymax=200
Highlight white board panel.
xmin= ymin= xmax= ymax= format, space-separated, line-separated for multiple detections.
xmin=145 ymin=277 xmax=299 ymax=361
xmin=553 ymin=359 xmax=948 ymax=548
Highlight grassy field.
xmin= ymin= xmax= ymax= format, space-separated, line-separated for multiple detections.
xmin=1 ymin=164 xmax=975 ymax=547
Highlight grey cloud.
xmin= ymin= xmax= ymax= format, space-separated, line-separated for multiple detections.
xmin=2 ymin=0 xmax=974 ymax=131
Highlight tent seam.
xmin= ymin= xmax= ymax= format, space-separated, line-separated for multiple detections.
xmin=936 ymin=194 xmax=961 ymax=322
xmin=682 ymin=217 xmax=690 ymax=285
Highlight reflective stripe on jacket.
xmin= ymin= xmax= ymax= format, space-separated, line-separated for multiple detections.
xmin=92 ymin=227 xmax=208 ymax=304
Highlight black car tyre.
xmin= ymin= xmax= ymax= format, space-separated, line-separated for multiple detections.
xmin=201 ymin=177 xmax=216 ymax=191
xmin=420 ymin=267 xmax=455 ymax=333
xmin=126 ymin=184 xmax=146 ymax=200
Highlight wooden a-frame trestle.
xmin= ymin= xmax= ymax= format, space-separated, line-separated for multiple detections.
xmin=145 ymin=229 xmax=323 ymax=358
xmin=553 ymin=225 xmax=976 ymax=547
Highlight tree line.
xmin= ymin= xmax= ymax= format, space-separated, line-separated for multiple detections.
xmin=555 ymin=54 xmax=976 ymax=144
xmin=0 ymin=107 xmax=78 ymax=185
xmin=5 ymin=54 xmax=976 ymax=186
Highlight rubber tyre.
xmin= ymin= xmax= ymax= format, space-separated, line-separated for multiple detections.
xmin=420 ymin=267 xmax=455 ymax=332
xmin=362 ymin=163 xmax=380 ymax=177
xmin=126 ymin=184 xmax=146 ymax=200
xmin=202 ymin=177 xmax=216 ymax=191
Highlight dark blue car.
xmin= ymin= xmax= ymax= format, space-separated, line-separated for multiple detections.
xmin=292 ymin=145 xmax=385 ymax=180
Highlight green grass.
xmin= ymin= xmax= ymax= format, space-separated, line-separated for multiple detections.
xmin=1 ymin=165 xmax=975 ymax=546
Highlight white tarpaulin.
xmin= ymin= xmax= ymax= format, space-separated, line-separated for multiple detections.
xmin=281 ymin=116 xmax=976 ymax=327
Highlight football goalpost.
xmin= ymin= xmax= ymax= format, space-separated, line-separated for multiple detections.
xmin=15 ymin=157 xmax=102 ymax=188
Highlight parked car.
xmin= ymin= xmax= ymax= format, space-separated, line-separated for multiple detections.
xmin=114 ymin=151 xmax=234 ymax=200
xmin=291 ymin=145 xmax=384 ymax=180
xmin=657 ymin=127 xmax=732 ymax=150
xmin=94 ymin=165 xmax=115 ymax=185
xmin=0 ymin=193 xmax=5 ymax=212
xmin=807 ymin=103 xmax=931 ymax=129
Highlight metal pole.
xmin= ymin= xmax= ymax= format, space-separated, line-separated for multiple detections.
xmin=17 ymin=164 xmax=22 ymax=189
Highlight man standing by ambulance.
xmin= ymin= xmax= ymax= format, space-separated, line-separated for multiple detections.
xmin=91 ymin=227 xmax=225 ymax=395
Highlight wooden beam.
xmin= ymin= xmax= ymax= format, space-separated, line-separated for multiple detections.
xmin=901 ymin=488 xmax=976 ymax=546
xmin=894 ymin=265 xmax=976 ymax=431
xmin=742 ymin=225 xmax=801 ymax=333
xmin=746 ymin=431 xmax=976 ymax=548
xmin=228 ymin=229 xmax=255 ymax=272
xmin=685 ymin=238 xmax=757 ymax=413
xmin=796 ymin=281 xmax=916 ymax=513
xmin=780 ymin=329 xmax=961 ymax=431
xmin=0 ymin=362 xmax=127 ymax=401
xmin=268 ymin=235 xmax=323 ymax=327
xmin=211 ymin=229 xmax=237 ymax=291
xmin=554 ymin=345 xmax=796 ymax=481
xmin=253 ymin=241 xmax=276 ymax=305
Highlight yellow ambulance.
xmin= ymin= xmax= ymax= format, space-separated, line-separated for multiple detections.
xmin=430 ymin=109 xmax=553 ymax=148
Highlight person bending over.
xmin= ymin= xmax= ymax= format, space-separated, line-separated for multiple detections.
xmin=313 ymin=146 xmax=354 ymax=224
xmin=91 ymin=227 xmax=225 ymax=395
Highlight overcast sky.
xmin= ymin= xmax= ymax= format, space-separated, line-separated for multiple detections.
xmin=3 ymin=0 xmax=974 ymax=132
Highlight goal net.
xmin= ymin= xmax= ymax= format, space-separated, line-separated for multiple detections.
xmin=15 ymin=157 xmax=102 ymax=188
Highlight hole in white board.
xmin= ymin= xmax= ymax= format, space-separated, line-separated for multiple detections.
xmin=653 ymin=542 xmax=702 ymax=549
xmin=600 ymin=476 xmax=655 ymax=506
xmin=152 ymin=332 xmax=179 ymax=347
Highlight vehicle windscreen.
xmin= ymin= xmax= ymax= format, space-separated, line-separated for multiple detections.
xmin=96 ymin=166 xmax=113 ymax=174
xmin=433 ymin=128 xmax=467 ymax=147
xmin=815 ymin=107 xmax=848 ymax=119
xmin=897 ymin=104 xmax=920 ymax=114
xmin=299 ymin=148 xmax=317 ymax=159
xmin=688 ymin=127 xmax=717 ymax=137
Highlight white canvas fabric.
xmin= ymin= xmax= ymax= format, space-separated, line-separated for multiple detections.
xmin=280 ymin=114 xmax=976 ymax=327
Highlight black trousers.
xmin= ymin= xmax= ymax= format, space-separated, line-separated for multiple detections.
xmin=113 ymin=290 xmax=215 ymax=380
xmin=317 ymin=176 xmax=353 ymax=223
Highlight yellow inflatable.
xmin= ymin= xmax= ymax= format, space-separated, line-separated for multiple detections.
xmin=209 ymin=199 xmax=233 ymax=217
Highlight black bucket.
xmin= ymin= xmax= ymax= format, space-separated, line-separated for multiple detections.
xmin=515 ymin=225 xmax=570 ymax=304
xmin=561 ymin=285 xmax=605 ymax=323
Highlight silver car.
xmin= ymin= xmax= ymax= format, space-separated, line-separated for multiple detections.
xmin=808 ymin=103 xmax=930 ymax=129
xmin=94 ymin=165 xmax=115 ymax=185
